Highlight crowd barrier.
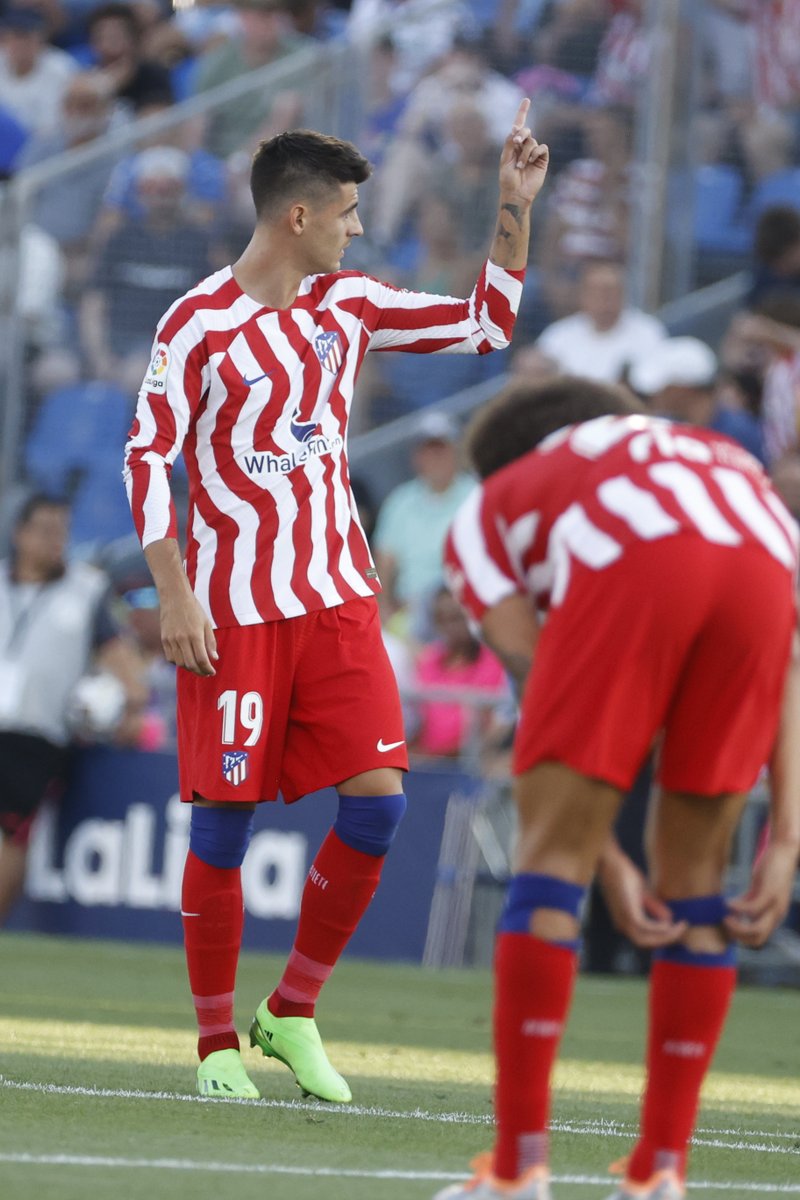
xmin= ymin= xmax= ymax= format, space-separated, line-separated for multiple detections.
xmin=8 ymin=747 xmax=469 ymax=962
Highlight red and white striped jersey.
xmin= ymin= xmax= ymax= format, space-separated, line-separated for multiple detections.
xmin=124 ymin=260 xmax=523 ymax=628
xmin=445 ymin=414 xmax=799 ymax=622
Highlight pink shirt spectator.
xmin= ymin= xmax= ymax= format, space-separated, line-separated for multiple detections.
xmin=414 ymin=641 xmax=508 ymax=757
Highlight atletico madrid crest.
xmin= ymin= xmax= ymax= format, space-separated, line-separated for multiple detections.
xmin=314 ymin=331 xmax=343 ymax=374
xmin=222 ymin=750 xmax=249 ymax=786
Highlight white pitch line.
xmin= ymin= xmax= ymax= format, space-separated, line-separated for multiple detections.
xmin=2 ymin=1077 xmax=799 ymax=1157
xmin=2 ymin=1154 xmax=800 ymax=1193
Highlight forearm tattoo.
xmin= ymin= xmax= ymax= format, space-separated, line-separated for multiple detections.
xmin=495 ymin=203 xmax=523 ymax=242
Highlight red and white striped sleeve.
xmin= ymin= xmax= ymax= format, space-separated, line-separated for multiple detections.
xmin=444 ymin=484 xmax=522 ymax=623
xmin=361 ymin=260 xmax=525 ymax=355
xmin=123 ymin=304 xmax=209 ymax=549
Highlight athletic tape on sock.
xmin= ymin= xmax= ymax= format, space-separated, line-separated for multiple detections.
xmin=189 ymin=806 xmax=254 ymax=869
xmin=655 ymin=894 xmax=737 ymax=966
xmin=498 ymin=872 xmax=586 ymax=950
xmin=334 ymin=792 xmax=407 ymax=857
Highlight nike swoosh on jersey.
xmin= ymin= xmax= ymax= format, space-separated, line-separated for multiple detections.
xmin=377 ymin=738 xmax=405 ymax=752
xmin=242 ymin=371 xmax=273 ymax=386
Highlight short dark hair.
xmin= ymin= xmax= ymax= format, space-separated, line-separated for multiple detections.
xmin=465 ymin=376 xmax=642 ymax=480
xmin=87 ymin=3 xmax=140 ymax=40
xmin=754 ymin=206 xmax=800 ymax=267
xmin=15 ymin=492 xmax=69 ymax=530
xmin=250 ymin=129 xmax=371 ymax=221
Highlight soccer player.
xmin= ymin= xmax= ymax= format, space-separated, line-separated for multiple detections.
xmin=123 ymin=106 xmax=549 ymax=1102
xmin=436 ymin=377 xmax=800 ymax=1200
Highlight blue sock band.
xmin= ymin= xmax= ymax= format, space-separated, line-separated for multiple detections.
xmin=655 ymin=893 xmax=737 ymax=967
xmin=655 ymin=943 xmax=738 ymax=967
xmin=498 ymin=872 xmax=586 ymax=951
xmin=667 ymin=895 xmax=730 ymax=926
xmin=334 ymin=792 xmax=407 ymax=857
xmin=189 ymin=806 xmax=254 ymax=869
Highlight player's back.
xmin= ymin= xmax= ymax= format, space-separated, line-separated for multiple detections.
xmin=452 ymin=414 xmax=797 ymax=614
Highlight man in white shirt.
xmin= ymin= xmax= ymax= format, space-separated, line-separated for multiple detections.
xmin=535 ymin=259 xmax=665 ymax=382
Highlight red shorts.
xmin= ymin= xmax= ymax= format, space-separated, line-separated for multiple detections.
xmin=514 ymin=535 xmax=796 ymax=795
xmin=176 ymin=596 xmax=408 ymax=803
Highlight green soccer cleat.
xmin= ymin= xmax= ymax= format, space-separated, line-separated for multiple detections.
xmin=196 ymin=1048 xmax=260 ymax=1099
xmin=249 ymin=1000 xmax=352 ymax=1103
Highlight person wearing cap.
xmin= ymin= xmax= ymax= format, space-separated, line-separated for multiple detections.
xmin=0 ymin=5 xmax=76 ymax=137
xmin=80 ymin=143 xmax=215 ymax=380
xmin=629 ymin=335 xmax=766 ymax=464
xmin=373 ymin=411 xmax=475 ymax=641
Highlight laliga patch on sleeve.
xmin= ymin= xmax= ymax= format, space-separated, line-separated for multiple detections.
xmin=144 ymin=343 xmax=170 ymax=393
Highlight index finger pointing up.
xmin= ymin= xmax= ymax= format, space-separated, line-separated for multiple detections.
xmin=512 ymin=97 xmax=531 ymax=131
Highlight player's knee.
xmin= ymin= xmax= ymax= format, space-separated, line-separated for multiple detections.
xmin=189 ymin=805 xmax=254 ymax=868
xmin=334 ymin=792 xmax=407 ymax=857
xmin=498 ymin=872 xmax=586 ymax=950
xmin=656 ymin=894 xmax=736 ymax=965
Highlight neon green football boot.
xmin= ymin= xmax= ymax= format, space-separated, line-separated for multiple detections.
xmin=249 ymin=1000 xmax=352 ymax=1103
xmin=196 ymin=1048 xmax=260 ymax=1099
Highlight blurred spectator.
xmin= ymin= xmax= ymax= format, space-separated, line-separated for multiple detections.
xmin=16 ymin=72 xmax=123 ymax=287
xmin=411 ymin=585 xmax=512 ymax=760
xmin=114 ymin=576 xmax=176 ymax=750
xmin=373 ymin=410 xmax=473 ymax=639
xmin=748 ymin=205 xmax=800 ymax=308
xmin=369 ymin=34 xmax=524 ymax=247
xmin=347 ymin=0 xmax=467 ymax=93
xmin=0 ymin=493 xmax=145 ymax=923
xmin=80 ymin=146 xmax=214 ymax=378
xmin=192 ymin=0 xmax=306 ymax=159
xmin=0 ymin=5 xmax=76 ymax=137
xmin=629 ymin=334 xmax=766 ymax=462
xmin=538 ymin=105 xmax=633 ymax=316
xmin=86 ymin=2 xmax=174 ymax=113
xmin=589 ymin=0 xmax=650 ymax=106
xmin=96 ymin=109 xmax=227 ymax=243
xmin=536 ymin=260 xmax=665 ymax=382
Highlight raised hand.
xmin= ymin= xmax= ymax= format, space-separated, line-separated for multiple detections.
xmin=498 ymin=98 xmax=549 ymax=206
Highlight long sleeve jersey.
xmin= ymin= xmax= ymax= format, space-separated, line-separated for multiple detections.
xmin=124 ymin=260 xmax=523 ymax=627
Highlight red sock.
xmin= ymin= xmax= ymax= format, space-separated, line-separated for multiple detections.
xmin=492 ymin=932 xmax=578 ymax=1181
xmin=627 ymin=958 xmax=737 ymax=1182
xmin=269 ymin=830 xmax=383 ymax=1018
xmin=181 ymin=849 xmax=244 ymax=1061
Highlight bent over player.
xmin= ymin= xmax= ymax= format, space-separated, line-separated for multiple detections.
xmin=438 ymin=378 xmax=800 ymax=1200
xmin=123 ymin=108 xmax=549 ymax=1102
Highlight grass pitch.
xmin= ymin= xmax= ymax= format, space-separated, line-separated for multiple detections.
xmin=1 ymin=933 xmax=798 ymax=1200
